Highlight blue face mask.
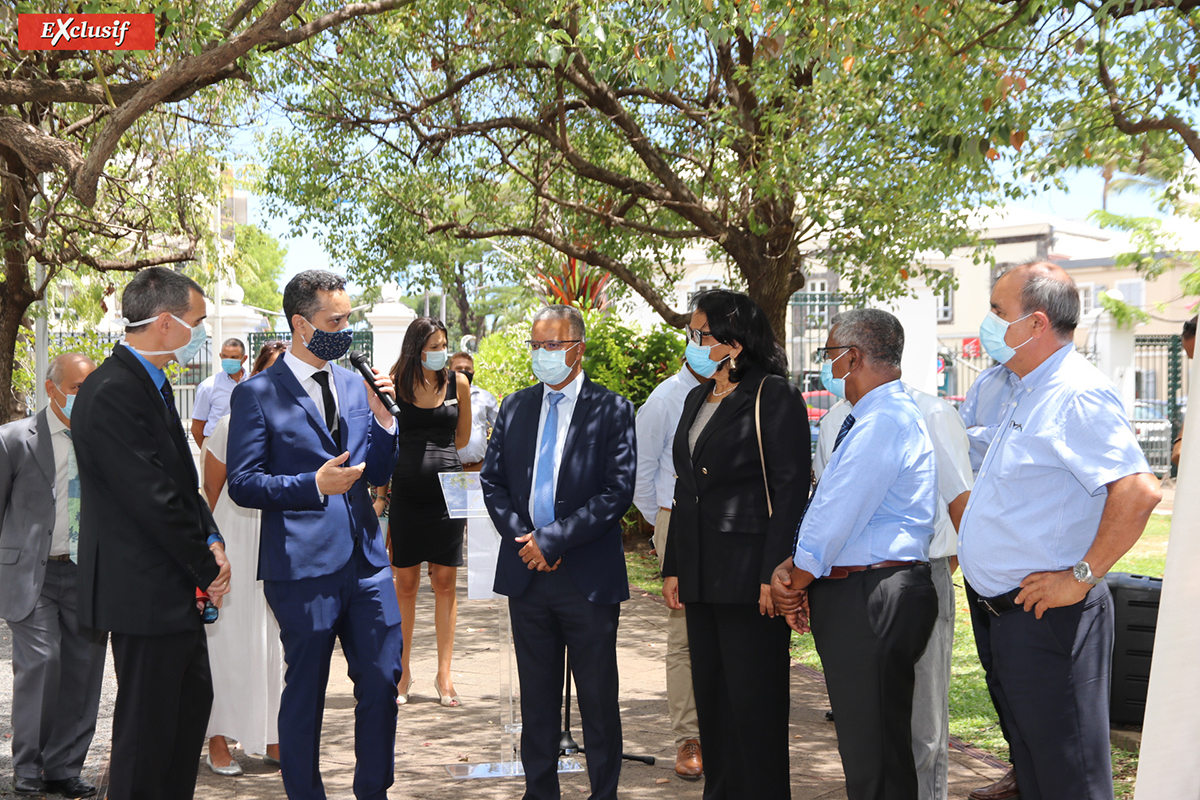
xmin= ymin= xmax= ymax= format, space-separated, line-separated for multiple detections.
xmin=124 ymin=314 xmax=207 ymax=365
xmin=531 ymin=344 xmax=580 ymax=386
xmin=820 ymin=349 xmax=851 ymax=399
xmin=422 ymin=350 xmax=448 ymax=371
xmin=221 ymin=358 xmax=244 ymax=375
xmin=684 ymin=341 xmax=729 ymax=379
xmin=53 ymin=392 xmax=75 ymax=420
xmin=301 ymin=320 xmax=354 ymax=363
xmin=979 ymin=311 xmax=1033 ymax=364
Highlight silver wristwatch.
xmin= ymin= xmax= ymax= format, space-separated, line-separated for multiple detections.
xmin=1072 ymin=560 xmax=1102 ymax=585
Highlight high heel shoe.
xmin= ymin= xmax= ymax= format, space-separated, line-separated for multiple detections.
xmin=397 ymin=675 xmax=412 ymax=705
xmin=435 ymin=677 xmax=460 ymax=707
xmin=206 ymin=754 xmax=244 ymax=777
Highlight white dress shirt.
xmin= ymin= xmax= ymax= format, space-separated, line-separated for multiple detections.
xmin=528 ymin=371 xmax=585 ymax=524
xmin=46 ymin=409 xmax=73 ymax=557
xmin=633 ymin=367 xmax=702 ymax=521
xmin=457 ymin=384 xmax=500 ymax=465
xmin=283 ymin=350 xmax=341 ymax=435
xmin=814 ymin=384 xmax=974 ymax=558
xmin=191 ymin=369 xmax=243 ymax=436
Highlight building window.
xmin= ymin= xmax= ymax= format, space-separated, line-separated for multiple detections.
xmin=1115 ymin=279 xmax=1145 ymax=310
xmin=936 ymin=277 xmax=954 ymax=324
xmin=1078 ymin=284 xmax=1095 ymax=316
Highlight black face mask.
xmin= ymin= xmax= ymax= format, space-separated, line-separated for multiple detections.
xmin=461 ymin=370 xmax=475 ymax=384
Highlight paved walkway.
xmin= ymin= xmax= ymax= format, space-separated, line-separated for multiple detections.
xmin=1 ymin=571 xmax=1006 ymax=799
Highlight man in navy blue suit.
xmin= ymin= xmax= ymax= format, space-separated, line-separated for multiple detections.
xmin=226 ymin=270 xmax=401 ymax=800
xmin=480 ymin=305 xmax=637 ymax=800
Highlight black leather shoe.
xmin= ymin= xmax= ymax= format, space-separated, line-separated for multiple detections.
xmin=12 ymin=775 xmax=47 ymax=796
xmin=44 ymin=777 xmax=97 ymax=798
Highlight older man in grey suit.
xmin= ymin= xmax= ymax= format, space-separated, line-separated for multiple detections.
xmin=0 ymin=353 xmax=106 ymax=798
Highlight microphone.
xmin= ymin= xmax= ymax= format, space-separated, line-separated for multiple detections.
xmin=349 ymin=350 xmax=401 ymax=418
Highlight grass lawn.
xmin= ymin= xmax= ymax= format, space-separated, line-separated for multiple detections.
xmin=625 ymin=512 xmax=1173 ymax=797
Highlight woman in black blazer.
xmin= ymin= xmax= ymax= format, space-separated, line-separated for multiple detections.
xmin=662 ymin=290 xmax=811 ymax=800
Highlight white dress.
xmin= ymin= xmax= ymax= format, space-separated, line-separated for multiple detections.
xmin=204 ymin=414 xmax=285 ymax=755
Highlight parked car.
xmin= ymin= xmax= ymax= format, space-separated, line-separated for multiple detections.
xmin=802 ymin=389 xmax=838 ymax=423
xmin=1131 ymin=400 xmax=1179 ymax=475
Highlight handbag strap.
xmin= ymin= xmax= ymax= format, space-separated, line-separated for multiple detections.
xmin=755 ymin=377 xmax=773 ymax=518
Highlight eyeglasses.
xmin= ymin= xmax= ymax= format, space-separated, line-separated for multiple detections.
xmin=686 ymin=327 xmax=716 ymax=346
xmin=525 ymin=339 xmax=583 ymax=352
xmin=815 ymin=345 xmax=853 ymax=361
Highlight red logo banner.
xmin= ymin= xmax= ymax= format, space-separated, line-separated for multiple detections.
xmin=17 ymin=14 xmax=156 ymax=50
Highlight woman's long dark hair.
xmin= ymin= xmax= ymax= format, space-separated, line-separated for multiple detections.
xmin=390 ymin=316 xmax=449 ymax=403
xmin=251 ymin=341 xmax=287 ymax=375
xmin=692 ymin=289 xmax=787 ymax=381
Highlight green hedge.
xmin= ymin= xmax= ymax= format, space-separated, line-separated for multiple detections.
xmin=474 ymin=308 xmax=685 ymax=408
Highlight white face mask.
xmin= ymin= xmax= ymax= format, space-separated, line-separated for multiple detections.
xmin=123 ymin=314 xmax=207 ymax=365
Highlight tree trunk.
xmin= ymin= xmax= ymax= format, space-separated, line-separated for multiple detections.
xmin=0 ymin=145 xmax=38 ymax=422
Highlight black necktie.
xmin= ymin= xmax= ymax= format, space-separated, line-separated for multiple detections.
xmin=832 ymin=413 xmax=856 ymax=453
xmin=311 ymin=371 xmax=340 ymax=447
xmin=159 ymin=379 xmax=181 ymax=429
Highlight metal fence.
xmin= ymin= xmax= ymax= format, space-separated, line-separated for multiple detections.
xmin=1133 ymin=334 xmax=1188 ymax=476
xmin=246 ymin=331 xmax=373 ymax=372
xmin=788 ymin=292 xmax=861 ymax=391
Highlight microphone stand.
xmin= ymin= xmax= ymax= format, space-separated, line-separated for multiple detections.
xmin=559 ymin=656 xmax=655 ymax=766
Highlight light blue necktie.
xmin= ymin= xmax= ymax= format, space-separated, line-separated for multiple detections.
xmin=533 ymin=392 xmax=565 ymax=528
xmin=64 ymin=430 xmax=80 ymax=563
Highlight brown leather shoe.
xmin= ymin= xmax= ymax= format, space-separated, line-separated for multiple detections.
xmin=674 ymin=739 xmax=702 ymax=779
xmin=969 ymin=766 xmax=1019 ymax=800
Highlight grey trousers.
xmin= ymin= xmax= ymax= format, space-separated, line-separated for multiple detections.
xmin=911 ymin=556 xmax=954 ymax=800
xmin=6 ymin=560 xmax=108 ymax=781
xmin=654 ymin=508 xmax=700 ymax=746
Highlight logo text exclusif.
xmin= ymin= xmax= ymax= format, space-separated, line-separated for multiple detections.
xmin=17 ymin=14 xmax=156 ymax=50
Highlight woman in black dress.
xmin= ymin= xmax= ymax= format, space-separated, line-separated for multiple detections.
xmin=386 ymin=317 xmax=471 ymax=706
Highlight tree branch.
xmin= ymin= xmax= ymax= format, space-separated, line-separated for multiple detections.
xmin=426 ymin=219 xmax=688 ymax=328
xmin=1096 ymin=37 xmax=1200 ymax=163
xmin=261 ymin=0 xmax=420 ymax=50
xmin=0 ymin=117 xmax=83 ymax=178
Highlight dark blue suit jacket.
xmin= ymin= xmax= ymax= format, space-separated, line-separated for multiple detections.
xmin=226 ymin=357 xmax=399 ymax=581
xmin=480 ymin=374 xmax=636 ymax=605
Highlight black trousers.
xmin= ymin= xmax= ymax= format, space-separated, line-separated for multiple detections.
xmin=685 ymin=602 xmax=792 ymax=800
xmin=108 ymin=628 xmax=212 ymax=800
xmin=509 ymin=568 xmax=622 ymax=800
xmin=966 ymin=580 xmax=1115 ymax=800
xmin=808 ymin=564 xmax=937 ymax=800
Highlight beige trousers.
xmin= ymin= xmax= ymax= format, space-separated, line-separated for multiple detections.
xmin=655 ymin=507 xmax=700 ymax=746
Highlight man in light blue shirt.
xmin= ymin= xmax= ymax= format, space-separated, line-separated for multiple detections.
xmin=959 ymin=261 xmax=1161 ymax=800
xmin=771 ymin=308 xmax=938 ymax=800
xmin=815 ymin=383 xmax=972 ymax=800
xmin=633 ymin=362 xmax=705 ymax=778
xmin=190 ymin=338 xmax=247 ymax=448
xmin=958 ymin=362 xmax=1016 ymax=474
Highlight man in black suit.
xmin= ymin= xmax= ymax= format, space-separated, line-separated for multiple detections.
xmin=480 ymin=305 xmax=637 ymax=800
xmin=73 ymin=267 xmax=230 ymax=800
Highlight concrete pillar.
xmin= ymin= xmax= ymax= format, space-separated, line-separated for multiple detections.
xmin=1093 ymin=309 xmax=1137 ymax=416
xmin=870 ymin=284 xmax=939 ymax=396
xmin=365 ymin=284 xmax=417 ymax=369
xmin=206 ymin=281 xmax=268 ymax=360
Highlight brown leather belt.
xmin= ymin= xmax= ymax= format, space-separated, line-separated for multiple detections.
xmin=461 ymin=462 xmax=483 ymax=473
xmin=47 ymin=554 xmax=72 ymax=562
xmin=824 ymin=560 xmax=925 ymax=580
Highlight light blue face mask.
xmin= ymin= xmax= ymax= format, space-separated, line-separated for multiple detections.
xmin=979 ymin=311 xmax=1033 ymax=364
xmin=531 ymin=344 xmax=580 ymax=386
xmin=820 ymin=349 xmax=851 ymax=399
xmin=684 ymin=341 xmax=730 ymax=379
xmin=422 ymin=349 xmax=449 ymax=371
xmin=221 ymin=358 xmax=244 ymax=375
xmin=123 ymin=314 xmax=207 ymax=365
xmin=53 ymin=392 xmax=76 ymax=420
